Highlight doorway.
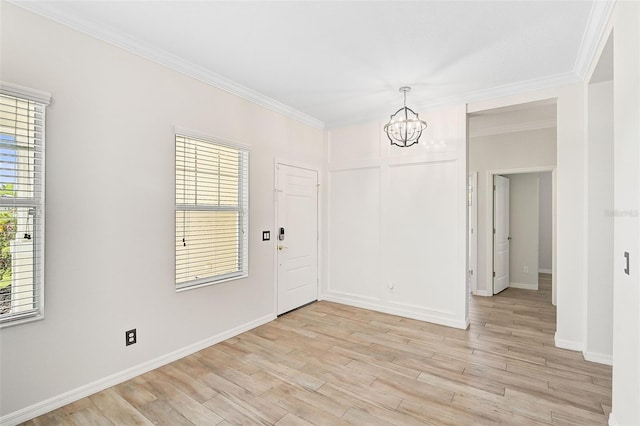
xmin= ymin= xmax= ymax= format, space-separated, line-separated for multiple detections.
xmin=487 ymin=168 xmax=555 ymax=296
xmin=275 ymin=163 xmax=319 ymax=315
xmin=467 ymin=99 xmax=557 ymax=299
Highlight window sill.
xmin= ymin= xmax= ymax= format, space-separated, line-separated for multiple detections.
xmin=0 ymin=312 xmax=44 ymax=329
xmin=176 ymin=272 xmax=248 ymax=293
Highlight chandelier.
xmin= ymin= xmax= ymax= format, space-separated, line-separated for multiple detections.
xmin=383 ymin=86 xmax=427 ymax=148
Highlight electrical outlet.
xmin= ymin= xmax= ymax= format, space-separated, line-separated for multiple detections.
xmin=125 ymin=329 xmax=137 ymax=346
xmin=523 ymin=266 xmax=529 ymax=274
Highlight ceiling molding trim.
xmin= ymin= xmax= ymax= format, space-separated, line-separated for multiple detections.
xmin=572 ymin=0 xmax=616 ymax=80
xmin=9 ymin=1 xmax=325 ymax=130
xmin=418 ymin=72 xmax=581 ymax=112
xmin=326 ymin=72 xmax=580 ymax=129
xmin=469 ymin=119 xmax=557 ymax=139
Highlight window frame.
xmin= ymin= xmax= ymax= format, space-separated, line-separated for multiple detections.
xmin=174 ymin=129 xmax=249 ymax=291
xmin=0 ymin=81 xmax=50 ymax=328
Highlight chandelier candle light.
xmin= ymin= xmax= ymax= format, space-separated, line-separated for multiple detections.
xmin=384 ymin=86 xmax=427 ymax=148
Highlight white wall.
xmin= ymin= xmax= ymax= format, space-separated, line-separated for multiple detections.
xmin=504 ymin=173 xmax=539 ymax=290
xmin=581 ymin=2 xmax=640 ymax=422
xmin=609 ymin=2 xmax=640 ymax=424
xmin=324 ymin=105 xmax=468 ymax=329
xmin=538 ymin=172 xmax=553 ymax=273
xmin=468 ymin=128 xmax=556 ymax=296
xmin=0 ymin=3 xmax=325 ymax=421
xmin=585 ymin=79 xmax=613 ymax=365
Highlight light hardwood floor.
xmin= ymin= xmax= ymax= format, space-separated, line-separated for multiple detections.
xmin=24 ymin=274 xmax=612 ymax=425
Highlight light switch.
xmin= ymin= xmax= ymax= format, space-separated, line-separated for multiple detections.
xmin=262 ymin=231 xmax=270 ymax=241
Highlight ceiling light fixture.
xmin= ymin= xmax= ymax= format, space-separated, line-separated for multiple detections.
xmin=384 ymin=86 xmax=427 ymax=148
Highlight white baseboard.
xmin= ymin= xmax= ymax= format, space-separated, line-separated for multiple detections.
xmin=583 ymin=350 xmax=613 ymax=366
xmin=0 ymin=313 xmax=276 ymax=426
xmin=538 ymin=269 xmax=552 ymax=274
xmin=322 ymin=293 xmax=469 ymax=330
xmin=608 ymin=412 xmax=619 ymax=426
xmin=554 ymin=333 xmax=583 ymax=351
xmin=509 ymin=281 xmax=538 ymax=290
xmin=473 ymin=290 xmax=493 ymax=297
xmin=554 ymin=337 xmax=613 ymax=366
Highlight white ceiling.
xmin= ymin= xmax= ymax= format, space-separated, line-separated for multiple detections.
xmin=13 ymin=1 xmax=612 ymax=128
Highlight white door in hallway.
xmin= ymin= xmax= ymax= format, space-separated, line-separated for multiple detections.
xmin=276 ymin=164 xmax=318 ymax=315
xmin=493 ymin=175 xmax=510 ymax=294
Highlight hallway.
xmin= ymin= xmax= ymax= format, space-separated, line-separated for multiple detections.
xmin=469 ymin=273 xmax=612 ymax=423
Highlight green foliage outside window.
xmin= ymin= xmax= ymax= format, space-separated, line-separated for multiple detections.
xmin=0 ymin=184 xmax=16 ymax=290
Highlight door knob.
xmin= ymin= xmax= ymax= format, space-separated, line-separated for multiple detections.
xmin=507 ymin=236 xmax=512 ymax=240
xmin=278 ymin=245 xmax=288 ymax=251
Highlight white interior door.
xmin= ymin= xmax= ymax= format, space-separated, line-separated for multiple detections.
xmin=493 ymin=175 xmax=510 ymax=294
xmin=276 ymin=164 xmax=318 ymax=315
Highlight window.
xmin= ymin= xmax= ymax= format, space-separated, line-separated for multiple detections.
xmin=175 ymin=133 xmax=249 ymax=290
xmin=0 ymin=82 xmax=49 ymax=326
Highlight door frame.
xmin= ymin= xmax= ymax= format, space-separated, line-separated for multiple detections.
xmin=469 ymin=172 xmax=478 ymax=295
xmin=486 ymin=166 xmax=556 ymax=297
xmin=273 ymin=158 xmax=321 ymax=316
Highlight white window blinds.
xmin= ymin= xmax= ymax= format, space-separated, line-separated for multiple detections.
xmin=0 ymin=83 xmax=49 ymax=326
xmin=175 ymin=134 xmax=249 ymax=290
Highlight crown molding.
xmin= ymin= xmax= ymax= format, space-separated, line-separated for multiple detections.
xmin=326 ymin=71 xmax=579 ymax=130
xmin=573 ymin=0 xmax=616 ymax=79
xmin=421 ymin=71 xmax=582 ymax=112
xmin=10 ymin=0 xmax=605 ymax=131
xmin=9 ymin=1 xmax=325 ymax=130
xmin=469 ymin=119 xmax=556 ymax=139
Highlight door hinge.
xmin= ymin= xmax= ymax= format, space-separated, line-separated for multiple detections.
xmin=493 ymin=271 xmax=496 ymax=278
xmin=493 ymin=228 xmax=496 ymax=234
xmin=493 ymin=184 xmax=496 ymax=191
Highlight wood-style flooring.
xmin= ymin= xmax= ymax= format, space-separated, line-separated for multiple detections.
xmin=24 ymin=274 xmax=612 ymax=425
